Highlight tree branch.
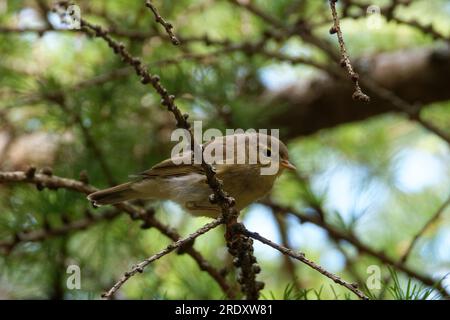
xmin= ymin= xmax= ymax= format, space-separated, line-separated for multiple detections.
xmin=328 ymin=0 xmax=370 ymax=102
xmin=241 ymin=227 xmax=369 ymax=300
xmin=144 ymin=0 xmax=180 ymax=45
xmin=0 ymin=170 xmax=234 ymax=298
xmin=102 ymin=217 xmax=224 ymax=299
xmin=63 ymin=4 xmax=262 ymax=298
xmin=226 ymin=0 xmax=450 ymax=144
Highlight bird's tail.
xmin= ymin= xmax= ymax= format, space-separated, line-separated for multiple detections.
xmin=87 ymin=182 xmax=140 ymax=206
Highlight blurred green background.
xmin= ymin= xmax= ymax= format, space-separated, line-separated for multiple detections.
xmin=0 ymin=0 xmax=449 ymax=299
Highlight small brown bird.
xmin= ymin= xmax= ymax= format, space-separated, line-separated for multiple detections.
xmin=87 ymin=133 xmax=296 ymax=217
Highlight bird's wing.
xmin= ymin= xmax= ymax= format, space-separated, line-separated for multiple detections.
xmin=136 ymin=152 xmax=205 ymax=178
xmin=135 ymin=138 xmax=234 ymax=179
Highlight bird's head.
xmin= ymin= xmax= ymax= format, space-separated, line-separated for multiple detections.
xmin=255 ymin=133 xmax=296 ymax=174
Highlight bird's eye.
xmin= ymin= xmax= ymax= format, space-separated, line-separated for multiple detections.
xmin=265 ymin=148 xmax=272 ymax=157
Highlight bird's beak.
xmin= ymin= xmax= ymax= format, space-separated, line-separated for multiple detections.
xmin=281 ymin=159 xmax=297 ymax=171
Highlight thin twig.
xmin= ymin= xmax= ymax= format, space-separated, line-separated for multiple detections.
xmin=229 ymin=0 xmax=369 ymax=102
xmin=145 ymin=0 xmax=180 ymax=45
xmin=102 ymin=217 xmax=224 ymax=299
xmin=241 ymin=228 xmax=369 ymax=300
xmin=328 ymin=0 xmax=370 ymax=102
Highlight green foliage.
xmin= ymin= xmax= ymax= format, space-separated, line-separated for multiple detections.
xmin=387 ymin=269 xmax=439 ymax=300
xmin=0 ymin=0 xmax=449 ymax=300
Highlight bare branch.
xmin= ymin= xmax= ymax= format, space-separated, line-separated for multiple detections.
xmin=102 ymin=217 xmax=224 ymax=299
xmin=328 ymin=0 xmax=370 ymax=102
xmin=0 ymin=170 xmax=96 ymax=193
xmin=241 ymin=227 xmax=369 ymax=300
xmin=144 ymin=0 xmax=180 ymax=45
xmin=0 ymin=170 xmax=234 ymax=298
